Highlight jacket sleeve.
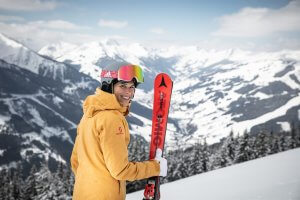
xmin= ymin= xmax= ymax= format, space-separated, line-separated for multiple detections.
xmin=98 ymin=114 xmax=160 ymax=181
xmin=70 ymin=138 xmax=79 ymax=175
xmin=70 ymin=124 xmax=80 ymax=175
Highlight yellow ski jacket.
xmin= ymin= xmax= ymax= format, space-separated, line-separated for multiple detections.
xmin=70 ymin=88 xmax=160 ymax=200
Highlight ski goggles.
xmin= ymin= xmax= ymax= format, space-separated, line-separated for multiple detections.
xmin=101 ymin=65 xmax=144 ymax=83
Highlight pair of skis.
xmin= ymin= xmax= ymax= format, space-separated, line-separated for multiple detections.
xmin=143 ymin=73 xmax=173 ymax=200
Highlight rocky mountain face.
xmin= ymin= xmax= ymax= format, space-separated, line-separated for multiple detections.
xmin=0 ymin=33 xmax=98 ymax=172
xmin=0 ymin=32 xmax=299 ymax=172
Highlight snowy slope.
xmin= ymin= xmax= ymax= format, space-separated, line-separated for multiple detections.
xmin=3 ymin=32 xmax=300 ymax=149
xmin=39 ymin=39 xmax=152 ymax=82
xmin=38 ymin=42 xmax=77 ymax=60
xmin=127 ymin=148 xmax=300 ymax=200
xmin=43 ymin=39 xmax=300 ymax=146
xmin=0 ymin=34 xmax=100 ymax=171
xmin=171 ymin=49 xmax=300 ymax=144
xmin=0 ymin=33 xmax=66 ymax=81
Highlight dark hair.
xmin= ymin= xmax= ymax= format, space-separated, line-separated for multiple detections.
xmin=101 ymin=78 xmax=139 ymax=93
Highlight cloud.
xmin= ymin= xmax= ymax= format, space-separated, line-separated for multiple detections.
xmin=0 ymin=0 xmax=57 ymax=11
xmin=98 ymin=19 xmax=128 ymax=29
xmin=0 ymin=20 xmax=127 ymax=51
xmin=0 ymin=15 xmax=25 ymax=22
xmin=0 ymin=21 xmax=93 ymax=50
xmin=150 ymin=28 xmax=165 ymax=35
xmin=28 ymin=20 xmax=90 ymax=30
xmin=213 ymin=0 xmax=300 ymax=37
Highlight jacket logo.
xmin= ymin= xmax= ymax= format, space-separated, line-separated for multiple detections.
xmin=116 ymin=127 xmax=124 ymax=135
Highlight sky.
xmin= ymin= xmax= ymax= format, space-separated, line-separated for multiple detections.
xmin=0 ymin=0 xmax=300 ymax=51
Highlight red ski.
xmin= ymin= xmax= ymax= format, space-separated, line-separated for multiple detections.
xmin=143 ymin=73 xmax=173 ymax=200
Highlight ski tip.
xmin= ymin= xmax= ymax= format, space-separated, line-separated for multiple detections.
xmin=155 ymin=73 xmax=173 ymax=83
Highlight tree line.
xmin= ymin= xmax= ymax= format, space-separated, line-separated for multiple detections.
xmin=127 ymin=122 xmax=300 ymax=192
xmin=0 ymin=122 xmax=299 ymax=198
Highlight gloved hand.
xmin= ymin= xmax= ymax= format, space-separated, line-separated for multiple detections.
xmin=155 ymin=148 xmax=167 ymax=177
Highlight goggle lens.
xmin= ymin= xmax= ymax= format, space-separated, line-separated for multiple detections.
xmin=118 ymin=65 xmax=144 ymax=83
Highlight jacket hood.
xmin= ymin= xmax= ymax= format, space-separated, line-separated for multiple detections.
xmin=83 ymin=88 xmax=129 ymax=117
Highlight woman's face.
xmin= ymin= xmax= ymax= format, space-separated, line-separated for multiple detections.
xmin=113 ymin=81 xmax=135 ymax=107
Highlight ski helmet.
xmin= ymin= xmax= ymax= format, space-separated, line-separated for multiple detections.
xmin=100 ymin=61 xmax=144 ymax=93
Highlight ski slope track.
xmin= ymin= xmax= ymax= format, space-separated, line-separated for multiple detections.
xmin=127 ymin=148 xmax=300 ymax=200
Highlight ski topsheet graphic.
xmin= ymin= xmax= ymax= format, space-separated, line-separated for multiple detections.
xmin=143 ymin=73 xmax=173 ymax=200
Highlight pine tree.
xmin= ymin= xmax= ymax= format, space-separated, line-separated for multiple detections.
xmin=199 ymin=140 xmax=209 ymax=173
xmin=188 ymin=143 xmax=202 ymax=175
xmin=0 ymin=169 xmax=10 ymax=200
xmin=127 ymin=135 xmax=149 ymax=193
xmin=34 ymin=163 xmax=56 ymax=200
xmin=10 ymin=165 xmax=23 ymax=200
xmin=253 ymin=131 xmax=270 ymax=158
xmin=277 ymin=134 xmax=288 ymax=152
xmin=22 ymin=165 xmax=38 ymax=200
xmin=6 ymin=167 xmax=16 ymax=200
xmin=288 ymin=122 xmax=298 ymax=149
xmin=234 ymin=131 xmax=251 ymax=164
xmin=297 ymin=123 xmax=300 ymax=148
xmin=54 ymin=162 xmax=71 ymax=199
xmin=217 ymin=132 xmax=236 ymax=167
xmin=269 ymin=131 xmax=280 ymax=155
xmin=68 ymin=172 xmax=75 ymax=198
xmin=169 ymin=148 xmax=189 ymax=180
xmin=165 ymin=150 xmax=177 ymax=182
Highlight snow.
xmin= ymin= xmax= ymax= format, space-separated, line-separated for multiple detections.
xmin=127 ymin=148 xmax=300 ymax=200
xmin=0 ymin=114 xmax=10 ymax=125
xmin=28 ymin=106 xmax=45 ymax=127
xmin=53 ymin=96 xmax=64 ymax=108
xmin=231 ymin=95 xmax=300 ymax=134
xmin=41 ymin=127 xmax=73 ymax=144
xmin=253 ymin=92 xmax=272 ymax=100
xmin=19 ymin=131 xmax=67 ymax=164
xmin=22 ymin=132 xmax=49 ymax=147
xmin=169 ymin=49 xmax=300 ymax=144
xmin=3 ymin=33 xmax=299 ymax=147
xmin=276 ymin=121 xmax=291 ymax=132
xmin=0 ymin=33 xmax=66 ymax=79
xmin=133 ymin=88 xmax=153 ymax=109
xmin=38 ymin=42 xmax=77 ymax=59
xmin=0 ymin=149 xmax=5 ymax=156
xmin=0 ymin=33 xmax=23 ymax=49
xmin=129 ymin=112 xmax=152 ymax=138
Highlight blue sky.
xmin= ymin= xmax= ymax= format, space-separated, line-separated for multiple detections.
xmin=0 ymin=0 xmax=299 ymax=51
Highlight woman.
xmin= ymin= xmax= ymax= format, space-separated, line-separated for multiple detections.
xmin=70 ymin=62 xmax=167 ymax=200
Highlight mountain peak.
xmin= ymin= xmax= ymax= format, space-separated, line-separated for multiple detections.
xmin=0 ymin=32 xmax=27 ymax=50
xmin=38 ymin=42 xmax=77 ymax=59
xmin=101 ymin=38 xmax=120 ymax=46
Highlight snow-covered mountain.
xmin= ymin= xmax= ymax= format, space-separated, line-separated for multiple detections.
xmin=40 ymin=39 xmax=300 ymax=146
xmin=0 ymin=33 xmax=67 ymax=81
xmin=0 ymin=33 xmax=174 ymax=171
xmin=127 ymin=148 xmax=300 ymax=200
xmin=38 ymin=42 xmax=77 ymax=60
xmin=1 ymin=32 xmax=300 ymax=172
xmin=0 ymin=33 xmax=99 ymax=171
